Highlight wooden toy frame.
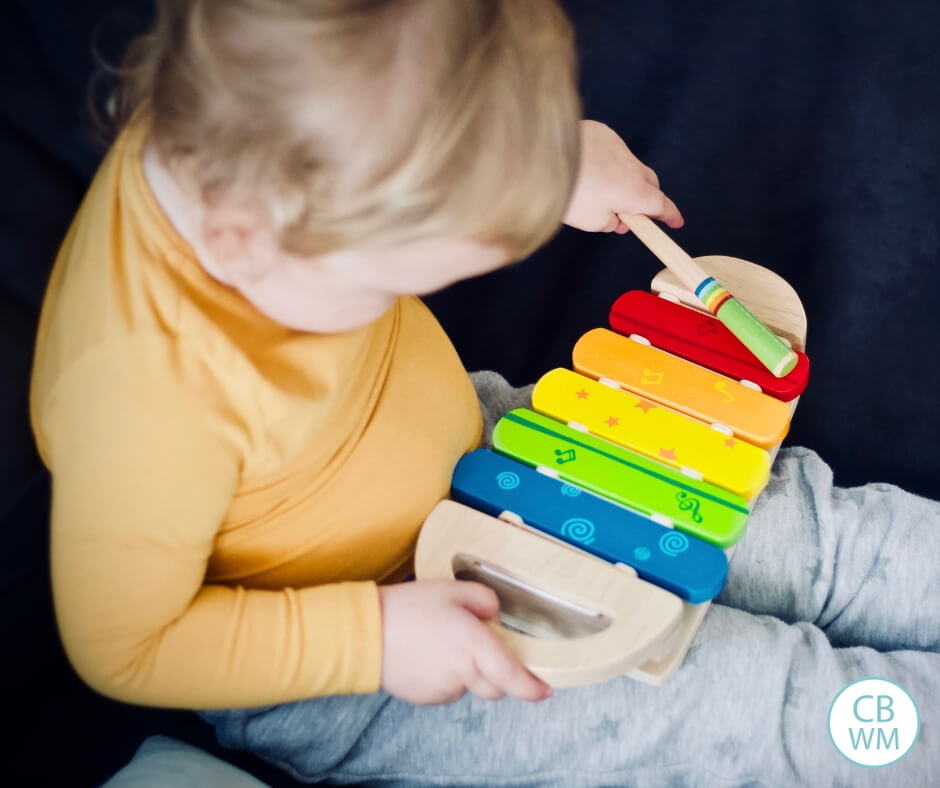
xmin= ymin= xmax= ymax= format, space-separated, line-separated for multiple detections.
xmin=416 ymin=256 xmax=807 ymax=688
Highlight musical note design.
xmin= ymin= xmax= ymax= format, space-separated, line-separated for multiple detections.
xmin=554 ymin=448 xmax=577 ymax=465
xmin=675 ymin=491 xmax=703 ymax=523
xmin=715 ymin=381 xmax=735 ymax=403
xmin=641 ymin=369 xmax=663 ymax=385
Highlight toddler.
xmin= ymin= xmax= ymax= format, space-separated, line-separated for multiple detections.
xmin=32 ymin=1 xmax=938 ymax=785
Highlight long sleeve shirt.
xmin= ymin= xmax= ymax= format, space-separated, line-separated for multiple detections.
xmin=29 ymin=120 xmax=483 ymax=709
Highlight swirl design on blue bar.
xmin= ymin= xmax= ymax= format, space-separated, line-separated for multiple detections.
xmin=496 ymin=471 xmax=520 ymax=490
xmin=561 ymin=517 xmax=596 ymax=546
xmin=659 ymin=531 xmax=690 ymax=557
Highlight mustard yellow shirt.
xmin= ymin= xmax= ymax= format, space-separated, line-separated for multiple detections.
xmin=29 ymin=122 xmax=483 ymax=709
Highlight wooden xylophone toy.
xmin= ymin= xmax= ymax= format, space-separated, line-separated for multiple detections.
xmin=416 ymin=240 xmax=810 ymax=688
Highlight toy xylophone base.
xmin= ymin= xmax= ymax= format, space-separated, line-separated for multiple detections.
xmin=417 ymin=257 xmax=807 ymax=688
xmin=417 ymin=499 xmax=686 ymax=687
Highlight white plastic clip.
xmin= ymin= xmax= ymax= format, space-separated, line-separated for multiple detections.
xmin=566 ymin=420 xmax=589 ymax=434
xmin=614 ymin=562 xmax=639 ymax=577
xmin=536 ymin=465 xmax=561 ymax=480
xmin=629 ymin=333 xmax=652 ymax=347
xmin=740 ymin=379 xmax=762 ymax=392
xmin=680 ymin=466 xmax=704 ymax=481
xmin=650 ymin=512 xmax=675 ymax=529
xmin=598 ymin=377 xmax=621 ymax=390
xmin=497 ymin=510 xmax=524 ymax=527
xmin=710 ymin=422 xmax=734 ymax=436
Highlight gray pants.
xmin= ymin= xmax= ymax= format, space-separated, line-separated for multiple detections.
xmin=199 ymin=373 xmax=940 ymax=786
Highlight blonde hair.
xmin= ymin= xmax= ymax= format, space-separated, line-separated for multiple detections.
xmin=115 ymin=0 xmax=581 ymax=260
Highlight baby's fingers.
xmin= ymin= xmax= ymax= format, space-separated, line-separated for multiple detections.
xmin=465 ymin=667 xmax=506 ymax=701
xmin=627 ymin=186 xmax=684 ymax=229
xmin=659 ymin=194 xmax=684 ymax=228
xmin=473 ymin=625 xmax=552 ymax=702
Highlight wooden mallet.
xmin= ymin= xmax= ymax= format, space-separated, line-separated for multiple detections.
xmin=618 ymin=213 xmax=798 ymax=378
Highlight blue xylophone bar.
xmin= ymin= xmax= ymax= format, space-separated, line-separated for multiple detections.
xmin=451 ymin=449 xmax=729 ymax=604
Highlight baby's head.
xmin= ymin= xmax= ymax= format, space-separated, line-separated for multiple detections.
xmin=119 ymin=0 xmax=581 ymax=330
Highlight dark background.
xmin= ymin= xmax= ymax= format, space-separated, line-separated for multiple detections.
xmin=2 ymin=1 xmax=937 ymax=784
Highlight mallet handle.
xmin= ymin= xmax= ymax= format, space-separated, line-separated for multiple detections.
xmin=618 ymin=213 xmax=711 ymax=293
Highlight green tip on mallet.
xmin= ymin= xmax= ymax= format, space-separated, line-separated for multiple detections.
xmin=618 ymin=214 xmax=798 ymax=378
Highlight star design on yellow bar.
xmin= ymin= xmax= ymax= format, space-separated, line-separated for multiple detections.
xmin=659 ymin=447 xmax=677 ymax=461
xmin=605 ymin=416 xmax=620 ymax=427
xmin=724 ymin=438 xmax=737 ymax=448
xmin=634 ymin=400 xmax=656 ymax=413
xmin=575 ymin=389 xmax=589 ymax=400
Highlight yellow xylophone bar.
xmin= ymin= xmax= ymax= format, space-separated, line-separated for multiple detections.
xmin=532 ymin=367 xmax=771 ymax=499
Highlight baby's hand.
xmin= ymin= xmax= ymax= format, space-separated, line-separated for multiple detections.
xmin=377 ymin=579 xmax=552 ymax=705
xmin=564 ymin=120 xmax=684 ymax=234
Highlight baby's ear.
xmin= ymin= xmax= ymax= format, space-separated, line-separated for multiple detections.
xmin=202 ymin=196 xmax=278 ymax=279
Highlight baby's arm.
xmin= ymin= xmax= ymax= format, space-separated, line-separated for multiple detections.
xmin=43 ymin=344 xmax=383 ymax=709
xmin=43 ymin=343 xmax=547 ymax=709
